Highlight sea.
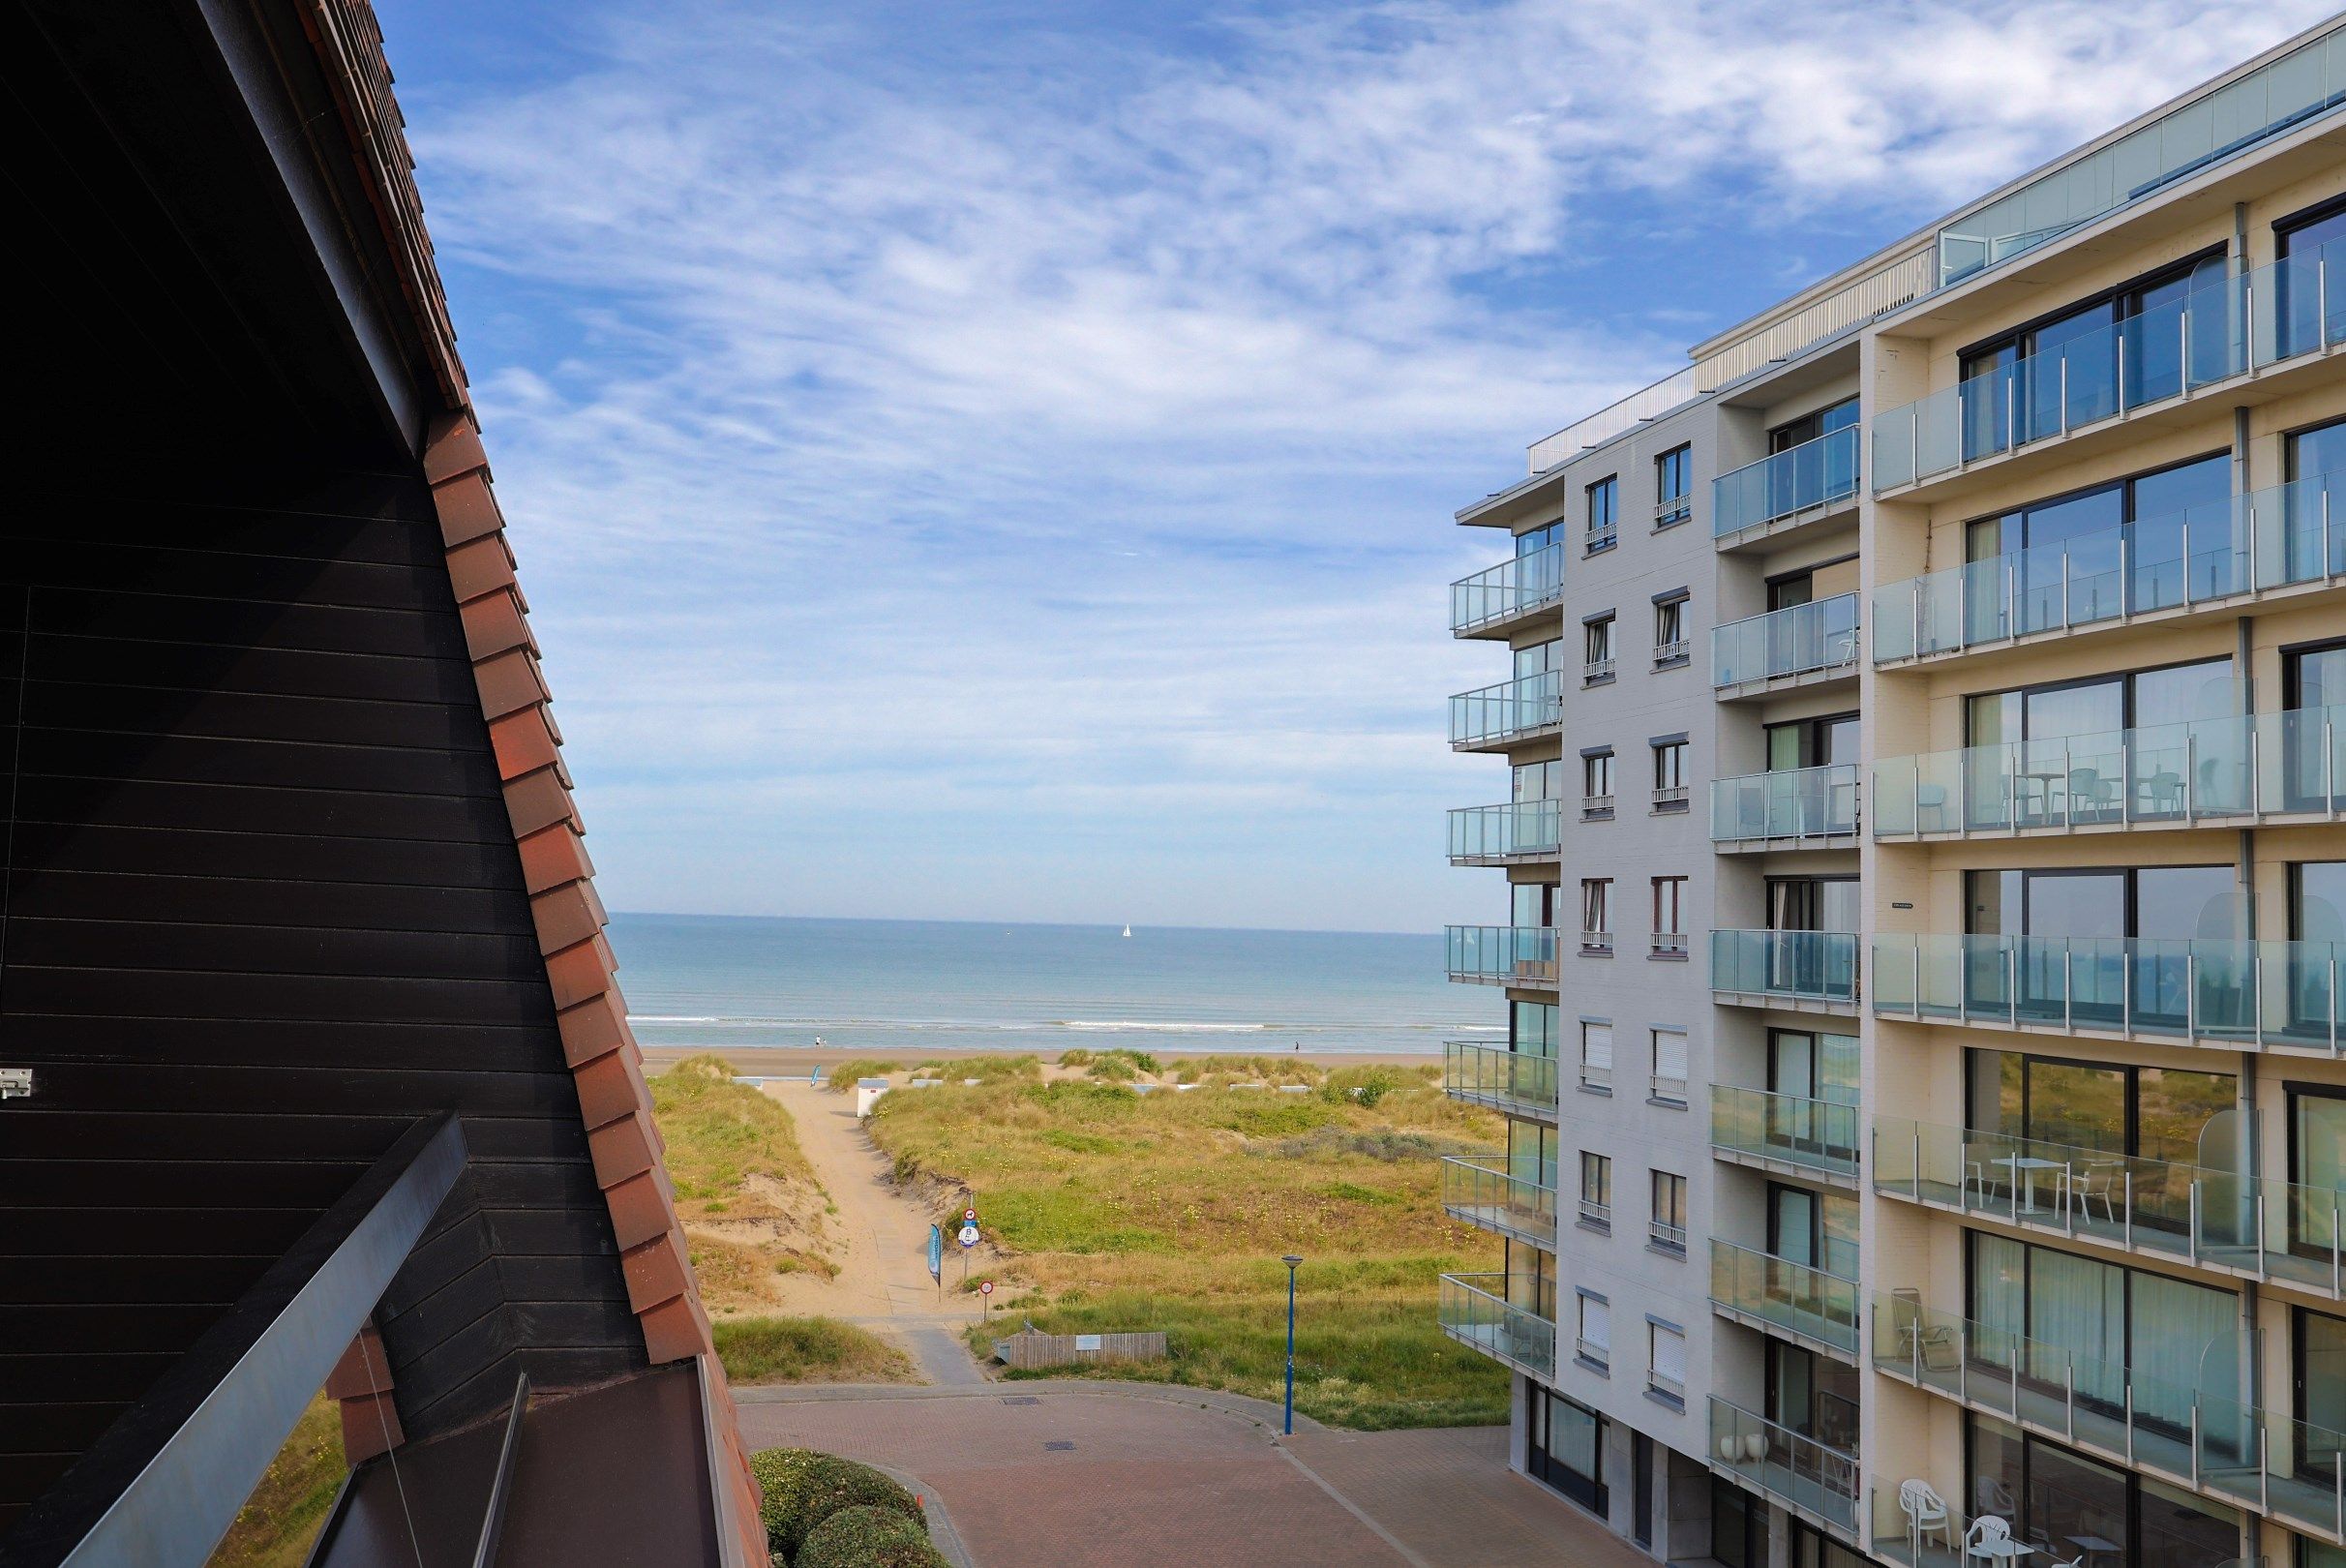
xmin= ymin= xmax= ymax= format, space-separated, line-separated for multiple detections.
xmin=614 ymin=913 xmax=1486 ymax=1058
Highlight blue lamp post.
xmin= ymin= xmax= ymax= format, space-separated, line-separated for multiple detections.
xmin=1281 ymin=1253 xmax=1304 ymax=1435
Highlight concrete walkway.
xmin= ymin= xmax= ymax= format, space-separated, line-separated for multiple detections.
xmin=737 ymin=1383 xmax=1651 ymax=1568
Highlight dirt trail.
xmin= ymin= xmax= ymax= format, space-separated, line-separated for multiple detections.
xmin=759 ymin=1078 xmax=996 ymax=1385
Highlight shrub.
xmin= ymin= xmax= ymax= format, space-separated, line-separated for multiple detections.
xmin=748 ymin=1448 xmax=921 ymax=1558
xmin=1056 ymin=1046 xmax=1095 ymax=1066
xmin=796 ymin=1504 xmax=945 ymax=1568
xmin=963 ymin=1053 xmax=1041 ymax=1083
xmin=823 ymin=1059 xmax=894 ymax=1094
xmin=1085 ymin=1054 xmax=1137 ymax=1081
xmin=713 ymin=1316 xmax=915 ymax=1385
xmin=1321 ymin=1066 xmax=1404 ymax=1108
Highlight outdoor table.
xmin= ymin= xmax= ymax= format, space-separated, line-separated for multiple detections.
xmin=1993 ymin=1156 xmax=2066 ymax=1214
xmin=2066 ymin=1533 xmax=2121 ymax=1568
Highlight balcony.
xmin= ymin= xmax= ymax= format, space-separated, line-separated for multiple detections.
xmin=1712 ymin=595 xmax=1860 ymax=696
xmin=1438 ymin=1273 xmax=1555 ymax=1383
xmin=1709 ymin=1239 xmax=1859 ymax=1361
xmin=1872 ymin=473 xmax=2346 ymax=667
xmin=1871 ymin=1112 xmax=2343 ymax=1301
xmin=1451 ymin=543 xmax=1565 ymax=638
xmin=1870 ymin=1487 xmax=2272 ymax=1568
xmin=1711 ymin=929 xmax=1861 ymax=1012
xmin=1441 ymin=1156 xmax=1556 ymax=1249
xmin=1707 ymin=1397 xmax=1859 ymax=1537
xmin=1709 ymin=1085 xmax=1860 ymax=1189
xmin=1449 ymin=670 xmax=1562 ymax=751
xmin=1871 ymin=1293 xmax=2346 ymax=1545
xmin=1873 ymin=706 xmax=2343 ymax=840
xmin=1444 ymin=925 xmax=1559 ymax=988
xmin=1872 ymin=242 xmax=2346 ymax=497
xmin=1713 ymin=425 xmax=1860 ymax=547
xmin=1442 ymin=1040 xmax=1559 ymax=1122
xmin=1711 ymin=764 xmax=1862 ymax=848
xmin=1446 ymin=800 xmax=1562 ymax=865
xmin=1871 ymin=933 xmax=2344 ymax=1057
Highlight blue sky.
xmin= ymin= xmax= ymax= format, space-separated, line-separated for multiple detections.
xmin=378 ymin=0 xmax=2329 ymax=933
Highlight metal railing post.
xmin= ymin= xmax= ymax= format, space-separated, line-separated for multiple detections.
xmin=2190 ymin=1180 xmax=2203 ymax=1265
xmin=2123 ymin=1171 xmax=2136 ymax=1251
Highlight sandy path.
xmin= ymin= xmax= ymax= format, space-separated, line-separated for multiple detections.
xmin=758 ymin=1079 xmax=995 ymax=1385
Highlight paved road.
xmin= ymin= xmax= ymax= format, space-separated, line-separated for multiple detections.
xmin=738 ymin=1384 xmax=1652 ymax=1568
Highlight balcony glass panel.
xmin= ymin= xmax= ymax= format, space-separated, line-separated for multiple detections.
xmin=1443 ymin=1040 xmax=1559 ymax=1119
xmin=1872 ymin=1113 xmax=2344 ymax=1297
xmin=1442 ymin=1155 xmax=1557 ymax=1247
xmin=1873 ymin=472 xmax=2346 ymax=663
xmin=1871 ymin=933 xmax=2345 ymax=1054
xmin=1445 ymin=925 xmax=1559 ymax=986
xmin=1709 ymin=1085 xmax=1861 ymax=1179
xmin=1869 ymin=1488 xmax=2270 ymax=1568
xmin=1713 ymin=425 xmax=1861 ymax=538
xmin=1438 ymin=1272 xmax=1555 ymax=1382
xmin=1709 ymin=1239 xmax=1859 ymax=1353
xmin=1711 ymin=764 xmax=1862 ymax=842
xmin=1707 ymin=1397 xmax=1858 ymax=1532
xmin=1711 ymin=929 xmax=1861 ymax=1005
xmin=1447 ymin=800 xmax=1564 ymax=862
xmin=1871 ymin=706 xmax=2344 ymax=836
xmin=1870 ymin=1293 xmax=2345 ymax=1542
xmin=1449 ymin=670 xmax=1562 ymax=746
xmin=1712 ymin=595 xmax=1861 ymax=689
xmin=1451 ymin=543 xmax=1566 ymax=634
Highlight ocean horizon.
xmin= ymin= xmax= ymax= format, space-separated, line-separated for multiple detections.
xmin=612 ymin=912 xmax=1485 ymax=1057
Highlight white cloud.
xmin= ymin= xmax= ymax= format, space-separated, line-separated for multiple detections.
xmin=393 ymin=0 xmax=2332 ymax=928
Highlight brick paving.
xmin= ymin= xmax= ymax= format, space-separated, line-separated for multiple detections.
xmin=737 ymin=1387 xmax=1647 ymax=1567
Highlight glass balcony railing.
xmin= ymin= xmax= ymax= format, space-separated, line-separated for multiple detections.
xmin=1438 ymin=1272 xmax=1555 ymax=1383
xmin=1709 ymin=1085 xmax=1861 ymax=1181
xmin=1709 ymin=1239 xmax=1859 ymax=1354
xmin=1874 ymin=240 xmax=2346 ymax=492
xmin=1442 ymin=1155 xmax=1557 ymax=1248
xmin=1871 ymin=933 xmax=2344 ymax=1054
xmin=1451 ymin=544 xmax=1566 ymax=635
xmin=1711 ymin=764 xmax=1861 ymax=843
xmin=1872 ymin=706 xmax=2344 ymax=837
xmin=1711 ymin=930 xmax=1861 ymax=1006
xmin=1871 ymin=1487 xmax=2271 ymax=1568
xmin=1449 ymin=670 xmax=1562 ymax=747
xmin=1872 ymin=472 xmax=2346 ymax=663
xmin=1712 ymin=594 xmax=1860 ymax=689
xmin=1871 ymin=1113 xmax=2344 ymax=1299
xmin=1446 ymin=800 xmax=1563 ymax=863
xmin=1713 ymin=425 xmax=1861 ymax=539
xmin=1443 ymin=1040 xmax=1559 ymax=1120
xmin=1445 ymin=925 xmax=1559 ymax=987
xmin=1707 ymin=1397 xmax=1858 ymax=1533
xmin=1871 ymin=1292 xmax=2345 ymax=1541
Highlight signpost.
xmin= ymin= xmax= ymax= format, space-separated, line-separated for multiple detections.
xmin=956 ymin=1212 xmax=979 ymax=1287
xmin=979 ymin=1280 xmax=994 ymax=1320
xmin=927 ymin=1224 xmax=943 ymax=1297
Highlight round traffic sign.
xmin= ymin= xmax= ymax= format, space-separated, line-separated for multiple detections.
xmin=957 ymin=1224 xmax=979 ymax=1248
xmin=979 ymin=1281 xmax=994 ymax=1296
xmin=963 ymin=1207 xmax=978 ymax=1221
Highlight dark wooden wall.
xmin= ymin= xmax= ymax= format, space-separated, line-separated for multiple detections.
xmin=0 ymin=478 xmax=644 ymax=1533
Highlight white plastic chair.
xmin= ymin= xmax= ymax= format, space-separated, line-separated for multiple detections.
xmin=1965 ymin=1515 xmax=2015 ymax=1560
xmin=1900 ymin=1478 xmax=1955 ymax=1552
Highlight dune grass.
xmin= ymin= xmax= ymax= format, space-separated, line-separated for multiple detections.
xmin=649 ymin=1054 xmax=835 ymax=1305
xmin=714 ymin=1315 xmax=917 ymax=1385
xmin=821 ymin=1057 xmax=898 ymax=1092
xmin=202 ymin=1395 xmax=345 ymax=1568
xmin=870 ymin=1066 xmax=1510 ymax=1429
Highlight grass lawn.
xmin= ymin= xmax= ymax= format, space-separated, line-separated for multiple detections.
xmin=714 ymin=1315 xmax=917 ymax=1385
xmin=871 ymin=1063 xmax=1512 ymax=1429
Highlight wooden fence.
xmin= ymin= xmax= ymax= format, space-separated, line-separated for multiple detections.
xmin=990 ymin=1327 xmax=1167 ymax=1369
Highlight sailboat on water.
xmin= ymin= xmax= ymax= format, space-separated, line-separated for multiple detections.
xmin=1121 ymin=924 xmax=1132 ymax=938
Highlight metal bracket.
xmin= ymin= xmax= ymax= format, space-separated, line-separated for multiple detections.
xmin=0 ymin=1068 xmax=32 ymax=1100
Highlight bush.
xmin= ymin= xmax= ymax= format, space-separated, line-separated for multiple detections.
xmin=963 ymin=1053 xmax=1041 ymax=1083
xmin=1321 ymin=1066 xmax=1404 ymax=1108
xmin=823 ymin=1059 xmax=895 ymax=1094
xmin=796 ymin=1504 xmax=945 ymax=1568
xmin=1056 ymin=1046 xmax=1095 ymax=1066
xmin=748 ymin=1448 xmax=922 ymax=1558
xmin=1085 ymin=1054 xmax=1137 ymax=1081
xmin=714 ymin=1316 xmax=915 ymax=1385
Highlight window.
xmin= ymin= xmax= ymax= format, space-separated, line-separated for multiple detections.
xmin=1579 ymin=879 xmax=1612 ymax=953
xmin=2297 ymin=1307 xmax=2345 ymax=1501
xmin=1649 ymin=1171 xmax=1687 ymax=1253
xmin=1579 ymin=1020 xmax=1612 ymax=1094
xmin=1512 ymin=758 xmax=1563 ymax=802
xmin=1516 ymin=519 xmax=1564 ymax=557
xmin=1512 ymin=1001 xmax=1560 ymax=1058
xmin=1968 ymin=1412 xmax=2241 ymax=1568
xmin=1577 ymin=1291 xmax=1610 ymax=1370
xmin=1650 ymin=739 xmax=1688 ymax=811
xmin=1585 ymin=476 xmax=1618 ymax=554
xmin=1582 ymin=615 xmax=1615 ymax=684
xmin=1528 ymin=1391 xmax=1607 ymax=1512
xmin=1652 ymin=593 xmax=1689 ymax=667
xmin=1579 ymin=1152 xmax=1611 ymax=1229
xmin=1646 ymin=1320 xmax=1686 ymax=1402
xmin=1650 ymin=1028 xmax=1689 ymax=1105
xmin=1580 ymin=750 xmax=1614 ymax=818
xmin=1711 ymin=1476 xmax=1765 ymax=1568
xmin=1514 ymin=637 xmax=1562 ymax=678
xmin=1649 ymin=876 xmax=1687 ymax=956
xmin=1654 ymin=444 xmax=1692 ymax=527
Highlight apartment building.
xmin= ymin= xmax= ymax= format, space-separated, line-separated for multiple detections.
xmin=1439 ymin=22 xmax=2346 ymax=1568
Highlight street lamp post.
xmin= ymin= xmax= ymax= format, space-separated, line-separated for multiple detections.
xmin=1281 ymin=1253 xmax=1304 ymax=1436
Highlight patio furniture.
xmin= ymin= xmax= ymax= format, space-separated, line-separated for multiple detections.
xmin=2062 ymin=1161 xmax=2120 ymax=1224
xmin=1915 ymin=782 xmax=1951 ymax=831
xmin=2066 ymin=767 xmax=2119 ymax=822
xmin=2139 ymin=769 xmax=2184 ymax=815
xmin=1900 ymin=1478 xmax=1956 ymax=1554
xmin=1965 ymin=1516 xmax=2034 ymax=1563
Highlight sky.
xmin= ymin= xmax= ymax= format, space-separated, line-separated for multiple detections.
xmin=377 ymin=0 xmax=2331 ymax=934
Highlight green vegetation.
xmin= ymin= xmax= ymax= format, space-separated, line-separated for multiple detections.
xmin=796 ymin=1505 xmax=947 ymax=1568
xmin=648 ymin=1054 xmax=833 ymax=1309
xmin=961 ymin=1053 xmax=1042 ymax=1083
xmin=821 ymin=1058 xmax=896 ymax=1093
xmin=750 ymin=1448 xmax=924 ymax=1561
xmin=203 ymin=1396 xmax=344 ymax=1568
xmin=714 ymin=1316 xmax=917 ymax=1386
xmin=870 ymin=1061 xmax=1510 ymax=1429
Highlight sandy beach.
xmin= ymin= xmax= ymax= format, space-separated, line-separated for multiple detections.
xmin=640 ymin=1041 xmax=1442 ymax=1075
